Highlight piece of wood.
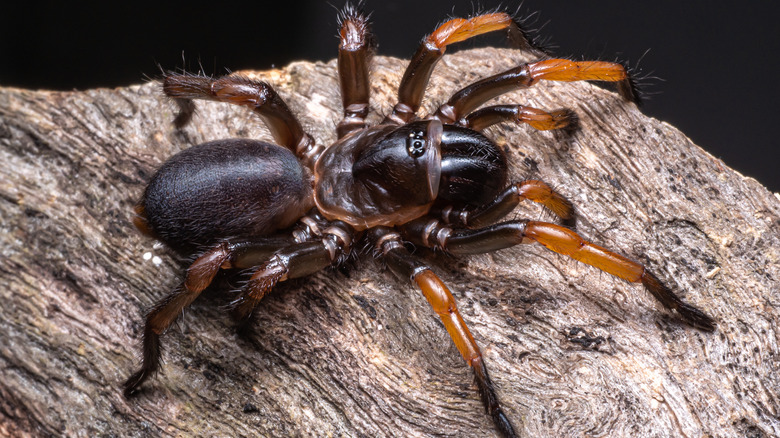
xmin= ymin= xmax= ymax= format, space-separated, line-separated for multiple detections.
xmin=1 ymin=48 xmax=778 ymax=437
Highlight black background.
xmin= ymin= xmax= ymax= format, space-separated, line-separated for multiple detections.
xmin=3 ymin=1 xmax=778 ymax=192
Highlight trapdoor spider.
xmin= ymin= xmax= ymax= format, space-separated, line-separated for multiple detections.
xmin=123 ymin=4 xmax=716 ymax=437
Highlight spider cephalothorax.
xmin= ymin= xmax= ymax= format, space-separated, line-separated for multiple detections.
xmin=124 ymin=4 xmax=715 ymax=437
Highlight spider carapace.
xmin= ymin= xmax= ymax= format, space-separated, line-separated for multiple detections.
xmin=124 ymin=4 xmax=716 ymax=437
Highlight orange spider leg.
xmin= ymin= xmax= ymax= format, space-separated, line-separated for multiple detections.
xmin=463 ymin=105 xmax=579 ymax=132
xmin=434 ymin=180 xmax=575 ymax=229
xmin=389 ymin=12 xmax=544 ymax=124
xmin=402 ymin=219 xmax=716 ymax=332
xmin=375 ymin=228 xmax=518 ymax=437
xmin=527 ymin=59 xmax=630 ymax=83
xmin=523 ymin=221 xmax=645 ymax=281
xmin=413 ymin=269 xmax=515 ymax=434
xmin=527 ymin=58 xmax=639 ymax=104
xmin=514 ymin=181 xmax=575 ymax=221
xmin=429 ymin=13 xmax=515 ymax=47
xmin=414 ymin=269 xmax=480 ymax=362
xmin=436 ymin=58 xmax=638 ymax=125
xmin=521 ymin=221 xmax=716 ymax=330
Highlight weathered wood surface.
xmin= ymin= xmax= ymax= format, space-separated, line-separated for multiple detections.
xmin=1 ymin=48 xmax=778 ymax=437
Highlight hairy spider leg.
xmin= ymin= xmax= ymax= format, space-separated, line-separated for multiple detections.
xmin=401 ymin=219 xmax=716 ymax=332
xmin=434 ymin=58 xmax=638 ymax=126
xmin=162 ymin=74 xmax=320 ymax=166
xmin=372 ymin=228 xmax=518 ymax=438
xmin=231 ymin=222 xmax=354 ymax=321
xmin=123 ymin=243 xmax=232 ymax=396
xmin=336 ymin=4 xmax=374 ymax=138
xmin=387 ymin=12 xmax=545 ymax=125
xmin=461 ymin=105 xmax=579 ymax=133
xmin=123 ymin=237 xmax=300 ymax=396
xmin=431 ymin=180 xmax=575 ymax=229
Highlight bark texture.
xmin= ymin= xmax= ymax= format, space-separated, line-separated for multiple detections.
xmin=1 ymin=48 xmax=778 ymax=437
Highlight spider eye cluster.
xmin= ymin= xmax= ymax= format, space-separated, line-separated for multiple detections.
xmin=407 ymin=130 xmax=427 ymax=157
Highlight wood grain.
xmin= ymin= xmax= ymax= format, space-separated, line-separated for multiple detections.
xmin=1 ymin=48 xmax=778 ymax=437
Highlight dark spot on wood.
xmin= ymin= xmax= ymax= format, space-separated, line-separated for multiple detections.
xmin=566 ymin=327 xmax=606 ymax=350
xmin=523 ymin=157 xmax=539 ymax=172
xmin=352 ymin=294 xmax=377 ymax=319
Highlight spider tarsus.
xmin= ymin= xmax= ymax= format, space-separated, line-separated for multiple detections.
xmin=123 ymin=363 xmax=155 ymax=398
xmin=552 ymin=108 xmax=580 ymax=135
xmin=543 ymin=184 xmax=576 ymax=228
xmin=230 ymin=299 xmax=257 ymax=326
xmin=507 ymin=18 xmax=550 ymax=57
xmin=172 ymin=98 xmax=195 ymax=129
xmin=675 ymin=302 xmax=717 ymax=332
xmin=162 ymin=74 xmax=199 ymax=128
xmin=230 ymin=296 xmax=258 ymax=323
xmin=472 ymin=357 xmax=518 ymax=437
xmin=617 ymin=62 xmax=642 ymax=106
xmin=507 ymin=10 xmax=552 ymax=57
xmin=494 ymin=410 xmax=518 ymax=438
xmin=123 ymin=370 xmax=149 ymax=398
xmin=641 ymin=270 xmax=716 ymax=332
xmin=618 ymin=77 xmax=641 ymax=106
xmin=123 ymin=322 xmax=163 ymax=397
xmin=337 ymin=2 xmax=375 ymax=50
xmin=560 ymin=208 xmax=577 ymax=230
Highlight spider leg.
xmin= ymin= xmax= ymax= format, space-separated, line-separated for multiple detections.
xmin=460 ymin=104 xmax=579 ymax=133
xmin=162 ymin=73 xmax=319 ymax=165
xmin=336 ymin=3 xmax=374 ymax=138
xmin=387 ymin=12 xmax=544 ymax=125
xmin=231 ymin=222 xmax=354 ymax=321
xmin=401 ymin=219 xmax=716 ymax=331
xmin=432 ymin=180 xmax=575 ymax=229
xmin=124 ymin=243 xmax=232 ymax=396
xmin=123 ymin=236 xmax=295 ymax=397
xmin=370 ymin=228 xmax=518 ymax=438
xmin=434 ymin=59 xmax=638 ymax=124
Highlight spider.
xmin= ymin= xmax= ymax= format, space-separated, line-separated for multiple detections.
xmin=123 ymin=4 xmax=716 ymax=437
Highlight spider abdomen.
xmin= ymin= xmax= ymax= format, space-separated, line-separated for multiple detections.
xmin=138 ymin=139 xmax=314 ymax=254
